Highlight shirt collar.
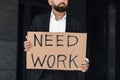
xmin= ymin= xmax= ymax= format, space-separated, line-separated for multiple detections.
xmin=50 ymin=11 xmax=66 ymax=20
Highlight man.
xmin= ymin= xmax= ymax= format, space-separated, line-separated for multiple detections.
xmin=24 ymin=0 xmax=89 ymax=80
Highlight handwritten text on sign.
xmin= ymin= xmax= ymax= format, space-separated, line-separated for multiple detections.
xmin=27 ymin=32 xmax=87 ymax=71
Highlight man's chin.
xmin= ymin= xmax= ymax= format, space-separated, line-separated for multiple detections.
xmin=53 ymin=5 xmax=67 ymax=12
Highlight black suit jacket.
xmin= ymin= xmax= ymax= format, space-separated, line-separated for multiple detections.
xmin=26 ymin=12 xmax=86 ymax=80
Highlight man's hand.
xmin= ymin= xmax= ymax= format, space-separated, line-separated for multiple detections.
xmin=80 ymin=60 xmax=89 ymax=72
xmin=24 ymin=36 xmax=31 ymax=51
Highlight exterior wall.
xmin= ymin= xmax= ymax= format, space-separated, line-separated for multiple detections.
xmin=0 ymin=0 xmax=18 ymax=80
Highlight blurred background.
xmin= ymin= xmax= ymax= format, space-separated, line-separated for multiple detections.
xmin=0 ymin=0 xmax=119 ymax=80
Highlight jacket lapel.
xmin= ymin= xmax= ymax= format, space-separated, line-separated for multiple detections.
xmin=66 ymin=14 xmax=74 ymax=32
xmin=44 ymin=13 xmax=50 ymax=32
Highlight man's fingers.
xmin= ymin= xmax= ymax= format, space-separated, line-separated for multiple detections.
xmin=81 ymin=66 xmax=88 ymax=72
xmin=25 ymin=42 xmax=31 ymax=46
xmin=24 ymin=48 xmax=30 ymax=51
xmin=80 ymin=61 xmax=89 ymax=72
xmin=25 ymin=45 xmax=30 ymax=48
xmin=81 ymin=69 xmax=87 ymax=72
xmin=24 ymin=41 xmax=31 ymax=46
xmin=24 ymin=40 xmax=31 ymax=52
xmin=26 ymin=36 xmax=28 ymax=39
xmin=24 ymin=41 xmax=30 ymax=44
xmin=24 ymin=45 xmax=30 ymax=51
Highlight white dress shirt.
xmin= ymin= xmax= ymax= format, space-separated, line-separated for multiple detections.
xmin=49 ymin=12 xmax=66 ymax=32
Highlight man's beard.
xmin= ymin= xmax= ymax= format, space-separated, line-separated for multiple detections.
xmin=53 ymin=3 xmax=67 ymax=12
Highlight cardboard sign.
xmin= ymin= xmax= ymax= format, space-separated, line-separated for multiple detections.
xmin=26 ymin=32 xmax=87 ymax=71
